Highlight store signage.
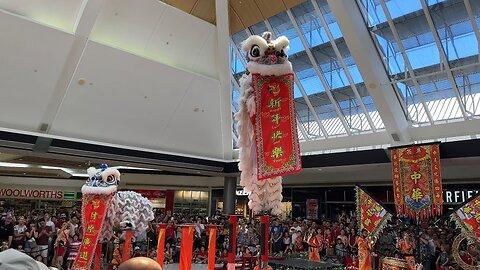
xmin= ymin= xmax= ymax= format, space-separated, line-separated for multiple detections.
xmin=131 ymin=189 xmax=166 ymax=199
xmin=306 ymin=199 xmax=318 ymax=220
xmin=236 ymin=190 xmax=250 ymax=196
xmin=0 ymin=188 xmax=64 ymax=200
xmin=444 ymin=189 xmax=479 ymax=203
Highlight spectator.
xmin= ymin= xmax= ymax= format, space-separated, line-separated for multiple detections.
xmin=0 ymin=214 xmax=14 ymax=248
xmin=34 ymin=218 xmax=52 ymax=265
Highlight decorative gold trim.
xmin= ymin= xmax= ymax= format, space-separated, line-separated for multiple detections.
xmin=451 ymin=232 xmax=479 ymax=270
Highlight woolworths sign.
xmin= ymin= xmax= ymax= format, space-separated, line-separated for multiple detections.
xmin=0 ymin=188 xmax=79 ymax=200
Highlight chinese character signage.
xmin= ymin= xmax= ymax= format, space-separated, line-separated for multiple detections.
xmin=391 ymin=143 xmax=443 ymax=221
xmin=451 ymin=193 xmax=480 ymax=240
xmin=252 ymin=73 xmax=301 ymax=180
xmin=72 ymin=194 xmax=113 ymax=270
xmin=356 ymin=186 xmax=392 ymax=238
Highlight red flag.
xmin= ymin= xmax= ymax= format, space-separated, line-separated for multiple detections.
xmin=451 ymin=193 xmax=480 ymax=240
xmin=122 ymin=230 xmax=133 ymax=262
xmin=391 ymin=143 xmax=443 ymax=221
xmin=156 ymin=224 xmax=167 ymax=267
xmin=72 ymin=194 xmax=113 ymax=270
xmin=252 ymin=73 xmax=302 ymax=180
xmin=179 ymin=226 xmax=194 ymax=270
xmin=356 ymin=186 xmax=392 ymax=238
xmin=208 ymin=227 xmax=217 ymax=270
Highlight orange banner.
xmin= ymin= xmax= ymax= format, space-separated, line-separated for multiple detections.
xmin=122 ymin=230 xmax=133 ymax=262
xmin=156 ymin=224 xmax=167 ymax=267
xmin=208 ymin=227 xmax=217 ymax=270
xmin=179 ymin=226 xmax=194 ymax=270
xmin=252 ymin=73 xmax=302 ymax=180
xmin=72 ymin=194 xmax=113 ymax=270
xmin=391 ymin=143 xmax=443 ymax=221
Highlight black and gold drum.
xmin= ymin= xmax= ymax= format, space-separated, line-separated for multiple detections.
xmin=382 ymin=257 xmax=408 ymax=270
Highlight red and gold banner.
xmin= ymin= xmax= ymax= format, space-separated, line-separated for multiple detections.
xmin=208 ymin=227 xmax=217 ymax=270
xmin=156 ymin=224 xmax=167 ymax=267
xmin=356 ymin=186 xmax=392 ymax=238
xmin=179 ymin=226 xmax=194 ymax=270
xmin=252 ymin=73 xmax=301 ymax=180
xmin=391 ymin=143 xmax=443 ymax=221
xmin=72 ymin=194 xmax=113 ymax=270
xmin=451 ymin=193 xmax=480 ymax=240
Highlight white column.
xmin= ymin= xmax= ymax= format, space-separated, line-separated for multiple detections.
xmin=215 ymin=0 xmax=234 ymax=159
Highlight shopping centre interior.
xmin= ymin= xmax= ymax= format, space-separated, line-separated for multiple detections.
xmin=0 ymin=0 xmax=479 ymax=269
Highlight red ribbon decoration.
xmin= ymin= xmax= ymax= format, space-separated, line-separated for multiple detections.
xmin=93 ymin=243 xmax=102 ymax=270
xmin=179 ymin=226 xmax=194 ymax=270
xmin=252 ymin=73 xmax=302 ymax=180
xmin=227 ymin=215 xmax=237 ymax=269
xmin=72 ymin=194 xmax=113 ymax=270
xmin=122 ymin=230 xmax=133 ymax=262
xmin=260 ymin=216 xmax=269 ymax=265
xmin=156 ymin=224 xmax=167 ymax=267
xmin=207 ymin=227 xmax=217 ymax=270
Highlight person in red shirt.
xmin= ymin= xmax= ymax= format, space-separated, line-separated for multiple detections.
xmin=34 ymin=218 xmax=52 ymax=265
xmin=164 ymin=220 xmax=175 ymax=244
xmin=195 ymin=246 xmax=208 ymax=263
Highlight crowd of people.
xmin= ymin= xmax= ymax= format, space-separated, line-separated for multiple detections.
xmin=1 ymin=207 xmax=479 ymax=270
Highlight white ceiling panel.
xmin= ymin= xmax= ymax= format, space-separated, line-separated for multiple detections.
xmin=0 ymin=10 xmax=75 ymax=132
xmin=143 ymin=3 xmax=218 ymax=78
xmin=160 ymin=76 xmax=223 ymax=158
xmin=50 ymin=41 xmax=224 ymax=158
xmin=90 ymin=0 xmax=217 ymax=79
xmin=0 ymin=0 xmax=84 ymax=33
xmin=89 ymin=0 xmax=166 ymax=54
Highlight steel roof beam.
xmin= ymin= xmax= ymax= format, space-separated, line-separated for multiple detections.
xmin=327 ymin=0 xmax=411 ymax=143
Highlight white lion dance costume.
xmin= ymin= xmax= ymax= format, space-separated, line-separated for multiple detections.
xmin=236 ymin=32 xmax=301 ymax=216
xmin=72 ymin=164 xmax=154 ymax=270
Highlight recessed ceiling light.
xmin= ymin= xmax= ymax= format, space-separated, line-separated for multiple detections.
xmin=317 ymin=168 xmax=322 ymax=171
xmin=0 ymin=162 xmax=29 ymax=168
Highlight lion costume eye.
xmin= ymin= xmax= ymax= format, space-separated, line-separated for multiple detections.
xmin=250 ymin=45 xmax=261 ymax=59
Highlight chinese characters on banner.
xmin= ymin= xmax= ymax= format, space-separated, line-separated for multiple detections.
xmin=355 ymin=187 xmax=392 ymax=238
xmin=72 ymin=194 xmax=113 ymax=270
xmin=391 ymin=143 xmax=443 ymax=221
xmin=252 ymin=73 xmax=301 ymax=180
xmin=306 ymin=199 xmax=318 ymax=220
xmin=451 ymin=194 xmax=480 ymax=240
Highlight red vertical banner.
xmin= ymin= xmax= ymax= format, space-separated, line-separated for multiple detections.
xmin=391 ymin=143 xmax=443 ymax=221
xmin=260 ymin=216 xmax=269 ymax=265
xmin=228 ymin=216 xmax=237 ymax=270
xmin=179 ymin=226 xmax=194 ymax=270
xmin=252 ymin=73 xmax=302 ymax=180
xmin=156 ymin=224 xmax=167 ymax=267
xmin=72 ymin=194 xmax=113 ymax=270
xmin=165 ymin=190 xmax=175 ymax=215
xmin=93 ymin=243 xmax=102 ymax=270
xmin=208 ymin=227 xmax=217 ymax=270
xmin=122 ymin=230 xmax=133 ymax=262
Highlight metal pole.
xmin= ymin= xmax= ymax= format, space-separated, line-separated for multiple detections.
xmin=223 ymin=177 xmax=237 ymax=215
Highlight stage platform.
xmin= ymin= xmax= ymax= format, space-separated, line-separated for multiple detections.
xmin=161 ymin=259 xmax=342 ymax=269
xmin=269 ymin=258 xmax=343 ymax=269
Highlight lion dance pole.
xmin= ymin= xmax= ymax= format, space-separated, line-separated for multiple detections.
xmin=235 ymin=31 xmax=302 ymax=270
